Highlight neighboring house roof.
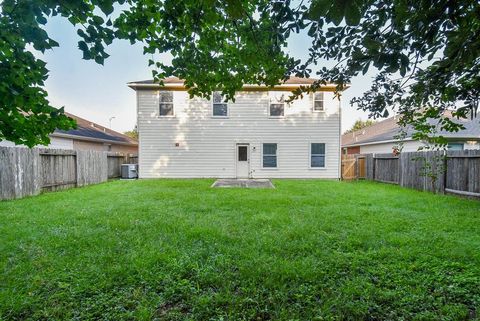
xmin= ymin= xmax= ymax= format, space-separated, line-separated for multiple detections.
xmin=128 ymin=76 xmax=346 ymax=91
xmin=342 ymin=113 xmax=480 ymax=147
xmin=52 ymin=112 xmax=138 ymax=146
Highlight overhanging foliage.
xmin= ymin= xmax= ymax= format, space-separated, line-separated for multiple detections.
xmin=1 ymin=0 xmax=478 ymax=146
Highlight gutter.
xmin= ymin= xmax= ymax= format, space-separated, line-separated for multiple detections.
xmin=51 ymin=132 xmax=138 ymax=146
xmin=342 ymin=138 xmax=413 ymax=148
xmin=342 ymin=136 xmax=480 ymax=148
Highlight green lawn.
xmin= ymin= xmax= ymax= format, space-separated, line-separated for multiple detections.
xmin=1 ymin=180 xmax=480 ymax=320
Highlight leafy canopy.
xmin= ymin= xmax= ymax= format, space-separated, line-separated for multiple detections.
xmin=123 ymin=128 xmax=138 ymax=139
xmin=1 ymin=0 xmax=120 ymax=146
xmin=344 ymin=119 xmax=376 ymax=134
xmin=1 ymin=0 xmax=479 ymax=146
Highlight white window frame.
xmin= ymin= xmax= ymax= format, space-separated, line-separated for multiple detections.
xmin=269 ymin=92 xmax=285 ymax=118
xmin=262 ymin=143 xmax=278 ymax=169
xmin=447 ymin=142 xmax=464 ymax=151
xmin=211 ymin=91 xmax=229 ymax=118
xmin=309 ymin=142 xmax=327 ymax=169
xmin=312 ymin=92 xmax=325 ymax=112
xmin=158 ymin=91 xmax=175 ymax=117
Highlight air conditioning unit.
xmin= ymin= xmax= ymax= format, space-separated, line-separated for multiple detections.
xmin=121 ymin=164 xmax=138 ymax=179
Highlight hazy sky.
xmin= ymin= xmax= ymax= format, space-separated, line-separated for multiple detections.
xmin=40 ymin=15 xmax=375 ymax=133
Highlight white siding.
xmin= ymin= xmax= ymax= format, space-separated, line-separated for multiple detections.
xmin=464 ymin=141 xmax=480 ymax=150
xmin=137 ymin=90 xmax=341 ymax=178
xmin=360 ymin=140 xmax=424 ymax=154
xmin=49 ymin=137 xmax=74 ymax=149
xmin=359 ymin=139 xmax=480 ymax=154
xmin=0 ymin=140 xmax=22 ymax=147
xmin=0 ymin=136 xmax=73 ymax=149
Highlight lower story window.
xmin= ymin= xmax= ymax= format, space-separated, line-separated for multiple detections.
xmin=311 ymin=143 xmax=325 ymax=167
xmin=263 ymin=143 xmax=277 ymax=168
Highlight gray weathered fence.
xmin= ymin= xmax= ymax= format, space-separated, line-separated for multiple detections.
xmin=107 ymin=153 xmax=137 ymax=178
xmin=0 ymin=147 xmax=138 ymax=200
xmin=362 ymin=150 xmax=480 ymax=197
xmin=128 ymin=154 xmax=138 ymax=164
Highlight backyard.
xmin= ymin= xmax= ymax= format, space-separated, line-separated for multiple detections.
xmin=1 ymin=179 xmax=479 ymax=320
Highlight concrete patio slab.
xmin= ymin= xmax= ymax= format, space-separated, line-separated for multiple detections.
xmin=211 ymin=179 xmax=275 ymax=189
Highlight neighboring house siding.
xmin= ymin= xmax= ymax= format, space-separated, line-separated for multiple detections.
xmin=359 ymin=140 xmax=424 ymax=154
xmin=464 ymin=140 xmax=480 ymax=150
xmin=50 ymin=137 xmax=74 ymax=149
xmin=73 ymin=140 xmax=138 ymax=154
xmin=110 ymin=144 xmax=138 ymax=154
xmin=73 ymin=140 xmax=108 ymax=151
xmin=137 ymin=90 xmax=340 ymax=178
xmin=0 ymin=137 xmax=137 ymax=153
xmin=358 ymin=139 xmax=480 ymax=154
xmin=0 ymin=137 xmax=74 ymax=149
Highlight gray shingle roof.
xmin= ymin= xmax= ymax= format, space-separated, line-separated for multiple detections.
xmin=53 ymin=112 xmax=138 ymax=145
xmin=342 ymin=114 xmax=480 ymax=147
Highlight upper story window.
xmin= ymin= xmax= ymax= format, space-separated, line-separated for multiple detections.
xmin=269 ymin=93 xmax=285 ymax=117
xmin=159 ymin=91 xmax=174 ymax=116
xmin=313 ymin=92 xmax=324 ymax=112
xmin=212 ymin=92 xmax=228 ymax=117
xmin=311 ymin=143 xmax=326 ymax=168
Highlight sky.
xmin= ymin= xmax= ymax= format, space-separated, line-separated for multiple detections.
xmin=40 ymin=15 xmax=375 ymax=134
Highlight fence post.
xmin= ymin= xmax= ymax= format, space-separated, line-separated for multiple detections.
xmin=372 ymin=154 xmax=376 ymax=181
xmin=74 ymin=150 xmax=78 ymax=187
xmin=399 ymin=153 xmax=404 ymax=187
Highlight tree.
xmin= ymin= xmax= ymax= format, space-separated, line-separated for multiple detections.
xmin=123 ymin=128 xmax=138 ymax=139
xmin=344 ymin=119 xmax=376 ymax=134
xmin=1 ymin=0 xmax=479 ymax=147
xmin=1 ymin=0 xmax=120 ymax=147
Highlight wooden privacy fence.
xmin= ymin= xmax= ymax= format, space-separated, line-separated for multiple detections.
xmin=347 ymin=150 xmax=480 ymax=197
xmin=0 ymin=147 xmax=138 ymax=200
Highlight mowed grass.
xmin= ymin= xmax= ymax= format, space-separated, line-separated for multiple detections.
xmin=1 ymin=180 xmax=480 ymax=320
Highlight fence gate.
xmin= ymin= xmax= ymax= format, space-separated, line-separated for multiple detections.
xmin=341 ymin=155 xmax=357 ymax=180
xmin=357 ymin=156 xmax=366 ymax=179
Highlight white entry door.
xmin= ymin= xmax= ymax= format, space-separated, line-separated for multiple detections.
xmin=236 ymin=144 xmax=250 ymax=178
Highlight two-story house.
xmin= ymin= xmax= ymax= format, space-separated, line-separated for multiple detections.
xmin=128 ymin=77 xmax=344 ymax=179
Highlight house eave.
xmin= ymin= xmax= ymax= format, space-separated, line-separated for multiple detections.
xmin=342 ymin=138 xmax=413 ymax=148
xmin=342 ymin=136 xmax=480 ymax=148
xmin=127 ymin=82 xmax=349 ymax=92
xmin=51 ymin=132 xmax=138 ymax=146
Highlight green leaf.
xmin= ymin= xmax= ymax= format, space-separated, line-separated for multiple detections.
xmin=362 ymin=62 xmax=370 ymax=75
xmin=308 ymin=0 xmax=331 ymax=20
xmin=364 ymin=37 xmax=381 ymax=51
xmin=98 ymin=0 xmax=114 ymax=15
xmin=78 ymin=41 xmax=88 ymax=52
xmin=345 ymin=3 xmax=361 ymax=25
xmin=92 ymin=16 xmax=105 ymax=25
xmin=37 ymin=15 xmax=47 ymax=25
xmin=328 ymin=1 xmax=346 ymax=25
xmin=94 ymin=55 xmax=104 ymax=65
